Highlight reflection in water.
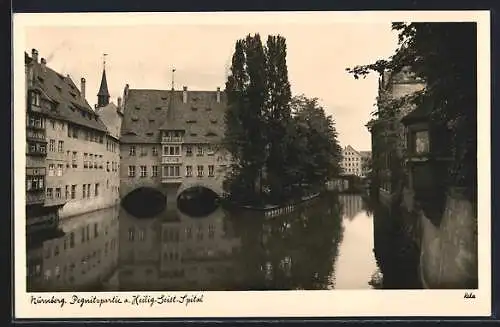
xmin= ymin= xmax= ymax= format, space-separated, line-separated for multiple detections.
xmin=26 ymin=193 xmax=422 ymax=291
xmin=333 ymin=195 xmax=377 ymax=289
xmin=27 ymin=206 xmax=120 ymax=292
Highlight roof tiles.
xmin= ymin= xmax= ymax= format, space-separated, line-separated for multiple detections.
xmin=120 ymin=88 xmax=226 ymax=144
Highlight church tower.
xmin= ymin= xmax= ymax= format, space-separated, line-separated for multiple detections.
xmin=97 ymin=54 xmax=110 ymax=108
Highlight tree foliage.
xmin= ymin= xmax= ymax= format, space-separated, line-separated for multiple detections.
xmin=347 ymin=23 xmax=477 ymax=201
xmin=224 ymin=34 xmax=343 ymax=205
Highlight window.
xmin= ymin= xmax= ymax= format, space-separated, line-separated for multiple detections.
xmin=128 ymin=228 xmax=135 ymax=241
xmin=186 ymin=146 xmax=193 ymax=156
xmin=69 ymin=232 xmax=75 ymax=248
xmin=82 ymin=185 xmax=86 ymax=198
xmin=128 ymin=166 xmax=136 ymax=177
xmin=94 ymin=223 xmax=99 ymax=238
xmin=57 ymin=140 xmax=64 ymax=152
xmin=152 ymin=166 xmax=158 ymax=177
xmin=65 ymin=185 xmax=69 ymax=198
xmin=170 ymin=146 xmax=180 ymax=156
xmin=49 ymin=139 xmax=55 ymax=152
xmin=26 ymin=175 xmax=44 ymax=191
xmin=186 ymin=165 xmax=193 ymax=177
xmin=72 ymin=152 xmax=78 ymax=168
xmin=414 ymin=130 xmax=430 ymax=154
xmin=95 ymin=183 xmax=99 ymax=197
xmin=55 ymin=188 xmax=61 ymax=199
xmin=140 ymin=165 xmax=147 ymax=177
xmin=208 ymin=165 xmax=215 ymax=177
xmin=46 ymin=188 xmax=53 ymax=198
xmin=140 ymin=146 xmax=147 ymax=156
xmin=139 ymin=229 xmax=145 ymax=241
xmin=56 ymin=164 xmax=63 ymax=176
xmin=48 ymin=164 xmax=55 ymax=176
xmin=72 ymin=126 xmax=78 ymax=139
xmin=50 ymin=120 xmax=55 ymax=129
xmin=106 ymin=161 xmax=110 ymax=172
xmin=30 ymin=91 xmax=40 ymax=106
xmin=152 ymin=147 xmax=158 ymax=156
xmin=197 ymin=165 xmax=204 ymax=177
xmin=129 ymin=146 xmax=136 ymax=156
xmin=163 ymin=165 xmax=180 ymax=177
xmin=197 ymin=146 xmax=203 ymax=156
xmin=71 ymin=185 xmax=76 ymax=199
xmin=208 ymin=224 xmax=215 ymax=239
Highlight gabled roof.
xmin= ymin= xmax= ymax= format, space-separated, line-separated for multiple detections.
xmin=343 ymin=145 xmax=361 ymax=157
xmin=26 ymin=52 xmax=108 ymax=132
xmin=120 ymin=88 xmax=226 ymax=144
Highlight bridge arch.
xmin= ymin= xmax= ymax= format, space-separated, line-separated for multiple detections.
xmin=176 ymin=178 xmax=224 ymax=199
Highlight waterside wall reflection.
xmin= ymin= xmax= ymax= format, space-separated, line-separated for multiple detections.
xmin=27 ymin=206 xmax=119 ymax=292
xmin=26 ymin=192 xmax=422 ymax=291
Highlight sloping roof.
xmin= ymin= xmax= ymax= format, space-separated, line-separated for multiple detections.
xmin=120 ymin=88 xmax=226 ymax=144
xmin=96 ymin=102 xmax=122 ymax=140
xmin=343 ymin=145 xmax=361 ymax=157
xmin=27 ymin=53 xmax=108 ymax=132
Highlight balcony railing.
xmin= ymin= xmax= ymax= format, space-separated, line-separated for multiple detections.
xmin=161 ymin=156 xmax=182 ymax=164
xmin=27 ymin=147 xmax=47 ymax=156
xmin=161 ymin=136 xmax=184 ymax=143
xmin=161 ymin=176 xmax=183 ymax=184
xmin=26 ymin=130 xmax=46 ymax=141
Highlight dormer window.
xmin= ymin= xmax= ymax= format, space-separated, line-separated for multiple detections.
xmin=30 ymin=91 xmax=40 ymax=107
xmin=55 ymin=85 xmax=62 ymax=92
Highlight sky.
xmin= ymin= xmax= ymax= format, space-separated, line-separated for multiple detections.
xmin=25 ymin=20 xmax=398 ymax=151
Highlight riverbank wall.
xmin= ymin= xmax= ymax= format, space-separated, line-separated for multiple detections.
xmin=378 ymin=186 xmax=478 ymax=289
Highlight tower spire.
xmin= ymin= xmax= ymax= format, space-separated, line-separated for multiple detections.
xmin=171 ymin=67 xmax=176 ymax=90
xmin=97 ymin=53 xmax=110 ymax=108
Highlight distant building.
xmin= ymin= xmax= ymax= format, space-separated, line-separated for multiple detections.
xmin=25 ymin=48 xmax=121 ymax=223
xmin=340 ymin=145 xmax=363 ymax=177
xmin=119 ymin=84 xmax=231 ymax=207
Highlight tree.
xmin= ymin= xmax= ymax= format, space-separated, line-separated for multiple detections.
xmin=347 ymin=23 xmax=477 ymax=202
xmin=264 ymin=35 xmax=293 ymax=202
xmin=224 ymin=34 xmax=268 ymax=205
xmin=289 ymin=95 xmax=343 ymax=192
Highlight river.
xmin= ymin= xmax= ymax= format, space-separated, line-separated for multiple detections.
xmin=26 ymin=192 xmax=421 ymax=292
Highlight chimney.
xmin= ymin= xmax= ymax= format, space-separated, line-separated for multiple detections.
xmin=182 ymin=86 xmax=188 ymax=104
xmin=117 ymin=97 xmax=122 ymax=109
xmin=31 ymin=49 xmax=38 ymax=63
xmin=216 ymin=87 xmax=221 ymax=103
xmin=80 ymin=77 xmax=86 ymax=99
xmin=40 ymin=58 xmax=46 ymax=72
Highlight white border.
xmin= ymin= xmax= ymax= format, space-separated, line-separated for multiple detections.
xmin=13 ymin=11 xmax=491 ymax=318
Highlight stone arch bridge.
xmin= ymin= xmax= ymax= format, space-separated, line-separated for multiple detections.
xmin=120 ymin=176 xmax=225 ymax=210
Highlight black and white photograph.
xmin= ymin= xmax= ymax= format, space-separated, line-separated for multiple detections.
xmin=14 ymin=11 xmax=491 ymax=318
